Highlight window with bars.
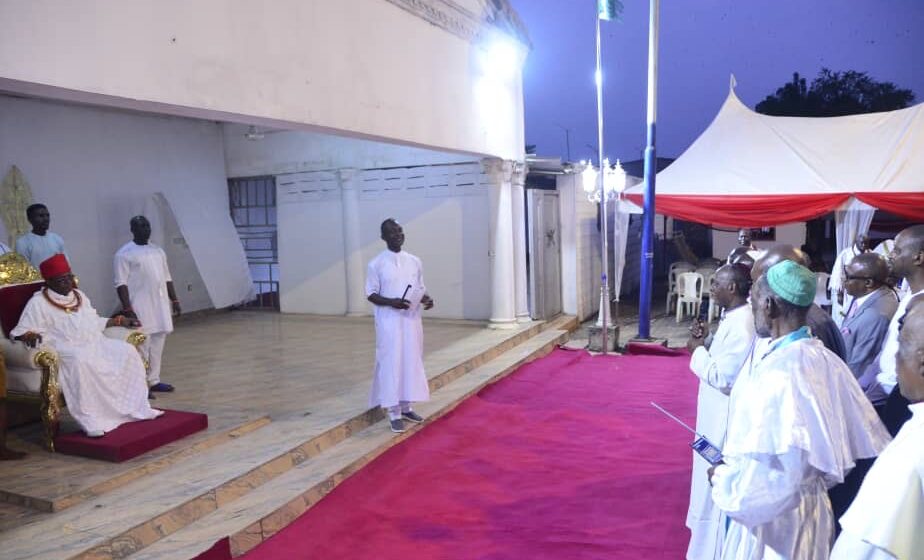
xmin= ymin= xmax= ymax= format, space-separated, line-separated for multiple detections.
xmin=228 ymin=176 xmax=279 ymax=310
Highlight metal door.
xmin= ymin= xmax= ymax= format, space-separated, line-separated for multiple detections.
xmin=527 ymin=189 xmax=562 ymax=319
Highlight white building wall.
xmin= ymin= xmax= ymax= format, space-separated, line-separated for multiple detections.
xmin=0 ymin=95 xmax=251 ymax=313
xmin=557 ymin=171 xmax=601 ymax=322
xmin=274 ymin=164 xmax=492 ymax=320
xmin=712 ymin=223 xmax=807 ymax=260
xmin=0 ymin=0 xmax=526 ymax=161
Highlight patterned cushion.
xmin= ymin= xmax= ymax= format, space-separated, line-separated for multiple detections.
xmin=0 ymin=281 xmax=43 ymax=338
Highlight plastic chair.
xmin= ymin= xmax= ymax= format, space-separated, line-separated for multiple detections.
xmin=676 ymin=271 xmax=705 ymax=323
xmin=814 ymin=272 xmax=832 ymax=307
xmin=666 ymin=261 xmax=696 ymax=314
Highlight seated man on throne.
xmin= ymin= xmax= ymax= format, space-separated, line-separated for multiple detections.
xmin=10 ymin=254 xmax=162 ymax=437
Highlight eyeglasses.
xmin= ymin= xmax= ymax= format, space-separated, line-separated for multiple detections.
xmin=845 ymin=275 xmax=873 ymax=282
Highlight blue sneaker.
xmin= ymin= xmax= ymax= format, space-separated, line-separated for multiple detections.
xmin=402 ymin=411 xmax=424 ymax=423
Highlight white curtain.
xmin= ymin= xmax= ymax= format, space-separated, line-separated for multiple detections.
xmin=612 ymin=198 xmax=633 ymax=302
xmin=835 ymin=197 xmax=876 ymax=256
xmin=831 ymin=197 xmax=876 ymax=325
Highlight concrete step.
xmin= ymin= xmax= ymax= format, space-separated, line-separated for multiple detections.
xmin=0 ymin=317 xmax=575 ymax=560
xmin=131 ymin=323 xmax=572 ymax=559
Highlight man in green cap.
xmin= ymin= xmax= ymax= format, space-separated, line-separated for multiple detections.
xmin=710 ymin=260 xmax=890 ymax=560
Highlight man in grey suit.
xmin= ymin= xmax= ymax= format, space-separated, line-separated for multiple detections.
xmin=840 ymin=253 xmax=899 ymax=380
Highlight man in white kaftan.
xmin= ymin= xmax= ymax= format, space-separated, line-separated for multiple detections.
xmin=831 ymin=295 xmax=924 ymax=560
xmin=711 ymin=261 xmax=890 ymax=560
xmin=366 ymin=219 xmax=434 ymax=434
xmin=830 ymin=234 xmax=871 ymax=327
xmin=115 ymin=216 xmax=181 ymax=392
xmin=685 ymin=264 xmax=756 ymax=560
xmin=11 ymin=254 xmax=160 ymax=436
xmin=15 ymin=203 xmax=67 ymax=268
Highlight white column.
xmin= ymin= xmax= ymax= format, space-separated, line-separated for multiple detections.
xmin=511 ymin=162 xmax=530 ymax=322
xmin=483 ymin=158 xmax=517 ymax=329
xmin=339 ymin=168 xmax=366 ymax=316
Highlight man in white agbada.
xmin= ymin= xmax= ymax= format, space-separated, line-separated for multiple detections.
xmin=685 ymin=264 xmax=756 ymax=560
xmin=830 ymin=233 xmax=871 ymax=327
xmin=710 ymin=260 xmax=890 ymax=560
xmin=15 ymin=203 xmax=67 ymax=268
xmin=11 ymin=254 xmax=161 ymax=437
xmin=115 ymin=216 xmax=182 ymax=394
xmin=832 ymin=295 xmax=924 ymax=560
xmin=861 ymin=226 xmax=924 ymax=424
xmin=366 ymin=219 xmax=434 ymax=434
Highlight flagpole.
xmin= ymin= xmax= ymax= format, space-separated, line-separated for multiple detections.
xmin=638 ymin=0 xmax=659 ymax=340
xmin=595 ymin=12 xmax=610 ymax=354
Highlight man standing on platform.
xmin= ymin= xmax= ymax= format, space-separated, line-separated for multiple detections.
xmin=685 ymin=264 xmax=755 ymax=560
xmin=15 ymin=204 xmax=67 ymax=268
xmin=832 ymin=295 xmax=924 ymax=560
xmin=366 ymin=218 xmax=434 ymax=434
xmin=11 ymin=254 xmax=161 ymax=437
xmin=115 ymin=216 xmax=181 ymax=395
xmin=710 ymin=261 xmax=889 ymax=560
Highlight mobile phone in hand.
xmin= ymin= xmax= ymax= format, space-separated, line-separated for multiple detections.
xmin=691 ymin=436 xmax=723 ymax=466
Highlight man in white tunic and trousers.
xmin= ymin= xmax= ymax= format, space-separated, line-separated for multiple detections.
xmin=685 ymin=264 xmax=756 ymax=560
xmin=115 ymin=216 xmax=181 ymax=394
xmin=710 ymin=260 xmax=890 ymax=560
xmin=366 ymin=219 xmax=434 ymax=434
xmin=11 ymin=254 xmax=161 ymax=437
xmin=832 ymin=294 xmax=924 ymax=560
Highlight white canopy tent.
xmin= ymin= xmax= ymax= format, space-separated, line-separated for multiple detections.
xmin=618 ymin=86 xmax=924 ymax=288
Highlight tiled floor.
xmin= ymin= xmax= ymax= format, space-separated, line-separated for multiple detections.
xmin=0 ymin=311 xmax=535 ymax=526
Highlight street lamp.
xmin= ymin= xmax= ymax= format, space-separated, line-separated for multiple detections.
xmin=581 ymin=159 xmax=627 ymax=335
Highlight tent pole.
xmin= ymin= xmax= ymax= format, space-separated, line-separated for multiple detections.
xmin=638 ymin=0 xmax=660 ymax=340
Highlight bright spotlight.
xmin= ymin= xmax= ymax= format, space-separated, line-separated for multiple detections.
xmin=479 ymin=35 xmax=521 ymax=81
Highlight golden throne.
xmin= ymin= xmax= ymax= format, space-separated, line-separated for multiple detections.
xmin=0 ymin=252 xmax=147 ymax=450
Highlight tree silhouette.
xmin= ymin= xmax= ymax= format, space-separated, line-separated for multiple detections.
xmin=755 ymin=69 xmax=915 ymax=117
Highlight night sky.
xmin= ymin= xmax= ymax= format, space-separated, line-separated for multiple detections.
xmin=511 ymin=0 xmax=923 ymax=164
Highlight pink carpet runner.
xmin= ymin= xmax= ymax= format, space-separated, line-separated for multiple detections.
xmin=242 ymin=347 xmax=698 ymax=559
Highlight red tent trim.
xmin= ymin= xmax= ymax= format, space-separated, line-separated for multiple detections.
xmin=624 ymin=193 xmax=851 ymax=228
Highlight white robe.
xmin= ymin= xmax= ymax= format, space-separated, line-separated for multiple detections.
xmin=871 ymin=289 xmax=924 ymax=401
xmin=687 ymin=304 xmax=756 ymax=560
xmin=366 ymin=250 xmax=429 ymax=409
xmin=10 ymin=289 xmax=161 ymax=434
xmin=14 ymin=231 xmax=67 ymax=269
xmin=113 ymin=241 xmax=174 ymax=334
xmin=831 ymin=402 xmax=924 ymax=560
xmin=830 ymin=246 xmax=864 ymax=327
xmin=712 ymin=338 xmax=891 ymax=560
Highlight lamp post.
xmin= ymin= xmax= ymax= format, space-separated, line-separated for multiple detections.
xmin=582 ymin=159 xmax=627 ymax=352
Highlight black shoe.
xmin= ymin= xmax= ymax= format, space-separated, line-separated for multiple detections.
xmin=389 ymin=419 xmax=406 ymax=433
xmin=149 ymin=382 xmax=175 ymax=393
xmin=402 ymin=411 xmax=424 ymax=423
xmin=148 ymin=391 xmax=156 ymax=400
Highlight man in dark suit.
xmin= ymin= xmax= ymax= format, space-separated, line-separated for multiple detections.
xmin=840 ymin=253 xmax=899 ymax=380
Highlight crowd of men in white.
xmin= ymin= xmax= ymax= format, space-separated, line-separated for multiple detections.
xmin=686 ymin=224 xmax=924 ymax=560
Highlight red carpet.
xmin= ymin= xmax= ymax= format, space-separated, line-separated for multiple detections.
xmin=240 ymin=348 xmax=698 ymax=560
xmin=54 ymin=409 xmax=208 ymax=462
xmin=191 ymin=537 xmax=231 ymax=560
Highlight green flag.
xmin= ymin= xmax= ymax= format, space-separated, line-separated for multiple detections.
xmin=598 ymin=0 xmax=623 ymax=21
